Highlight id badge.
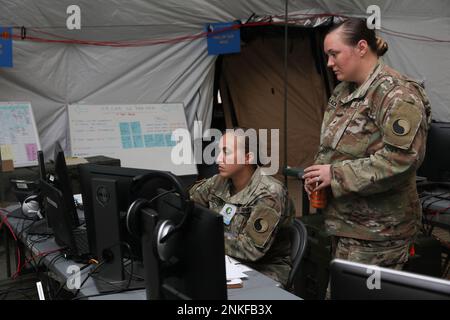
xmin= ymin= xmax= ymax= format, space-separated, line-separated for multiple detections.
xmin=220 ymin=203 xmax=237 ymax=225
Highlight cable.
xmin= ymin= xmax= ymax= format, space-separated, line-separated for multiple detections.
xmin=0 ymin=211 xmax=22 ymax=279
xmin=72 ymin=260 xmax=107 ymax=298
xmin=52 ymin=260 xmax=93 ymax=300
xmin=71 ymin=286 xmax=146 ymax=300
xmin=123 ymin=259 xmax=145 ymax=281
xmin=122 ymin=242 xmax=134 ymax=290
xmin=6 ymin=13 xmax=447 ymax=48
xmin=16 ymin=248 xmax=64 ymax=278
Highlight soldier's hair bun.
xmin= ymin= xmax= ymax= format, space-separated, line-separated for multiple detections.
xmin=326 ymin=18 xmax=389 ymax=57
xmin=376 ymin=36 xmax=388 ymax=56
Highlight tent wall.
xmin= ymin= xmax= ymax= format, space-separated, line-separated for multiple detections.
xmin=0 ymin=0 xmax=448 ymax=162
xmin=220 ymin=30 xmax=330 ymax=171
xmin=0 ymin=40 xmax=216 ymax=159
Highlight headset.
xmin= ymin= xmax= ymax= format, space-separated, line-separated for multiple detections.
xmin=125 ymin=171 xmax=193 ymax=264
xmin=9 ymin=178 xmax=42 ymax=220
xmin=21 ymin=193 xmax=43 ymax=220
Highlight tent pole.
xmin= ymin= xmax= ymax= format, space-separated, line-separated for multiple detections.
xmin=283 ymin=0 xmax=289 ymax=188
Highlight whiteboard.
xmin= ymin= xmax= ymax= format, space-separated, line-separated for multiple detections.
xmin=0 ymin=102 xmax=41 ymax=168
xmin=68 ymin=104 xmax=197 ymax=176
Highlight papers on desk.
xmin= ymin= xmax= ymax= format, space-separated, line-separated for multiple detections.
xmin=73 ymin=194 xmax=83 ymax=207
xmin=225 ymin=255 xmax=251 ymax=288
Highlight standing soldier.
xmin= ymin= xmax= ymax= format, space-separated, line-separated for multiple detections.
xmin=303 ymin=18 xmax=431 ymax=276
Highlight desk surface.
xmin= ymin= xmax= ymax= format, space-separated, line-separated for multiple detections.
xmin=3 ymin=204 xmax=301 ymax=300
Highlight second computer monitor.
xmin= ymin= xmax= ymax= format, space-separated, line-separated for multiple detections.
xmin=78 ymin=164 xmax=174 ymax=260
xmin=330 ymin=259 xmax=450 ymax=300
xmin=53 ymin=142 xmax=79 ymax=228
xmin=142 ymin=189 xmax=227 ymax=300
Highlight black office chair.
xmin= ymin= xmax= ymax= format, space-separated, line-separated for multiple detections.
xmin=286 ymin=218 xmax=308 ymax=290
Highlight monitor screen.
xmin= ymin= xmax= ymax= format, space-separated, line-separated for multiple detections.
xmin=53 ymin=142 xmax=79 ymax=227
xmin=141 ymin=189 xmax=227 ymax=300
xmin=330 ymin=259 xmax=450 ymax=300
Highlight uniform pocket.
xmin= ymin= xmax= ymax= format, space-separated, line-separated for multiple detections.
xmin=347 ymin=241 xmax=409 ymax=267
xmin=321 ymin=102 xmax=359 ymax=151
xmin=334 ymin=102 xmax=373 ymax=157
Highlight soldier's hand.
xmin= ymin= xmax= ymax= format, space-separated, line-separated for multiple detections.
xmin=303 ymin=164 xmax=332 ymax=191
xmin=304 ymin=177 xmax=315 ymax=198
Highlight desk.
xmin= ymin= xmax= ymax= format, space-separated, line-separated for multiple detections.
xmin=2 ymin=204 xmax=301 ymax=300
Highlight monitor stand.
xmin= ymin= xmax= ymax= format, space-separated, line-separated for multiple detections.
xmin=94 ymin=259 xmax=146 ymax=293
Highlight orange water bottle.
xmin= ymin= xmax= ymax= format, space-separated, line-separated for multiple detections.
xmin=310 ymin=183 xmax=327 ymax=209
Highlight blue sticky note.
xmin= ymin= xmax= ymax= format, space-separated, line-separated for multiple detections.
xmin=133 ymin=135 xmax=144 ymax=148
xmin=131 ymin=121 xmax=142 ymax=135
xmin=121 ymin=135 xmax=133 ymax=149
xmin=154 ymin=134 xmax=165 ymax=147
xmin=165 ymin=133 xmax=176 ymax=147
xmin=119 ymin=122 xmax=131 ymax=136
xmin=0 ymin=27 xmax=13 ymax=67
xmin=205 ymin=22 xmax=240 ymax=55
xmin=144 ymin=134 xmax=155 ymax=147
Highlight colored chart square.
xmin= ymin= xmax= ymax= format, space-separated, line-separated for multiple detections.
xmin=131 ymin=122 xmax=142 ymax=135
xmin=154 ymin=134 xmax=165 ymax=147
xmin=165 ymin=133 xmax=176 ymax=147
xmin=133 ymin=135 xmax=144 ymax=148
xmin=144 ymin=134 xmax=155 ymax=147
xmin=119 ymin=122 xmax=131 ymax=136
xmin=121 ymin=136 xmax=133 ymax=149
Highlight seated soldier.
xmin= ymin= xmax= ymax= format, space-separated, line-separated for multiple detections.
xmin=189 ymin=128 xmax=295 ymax=287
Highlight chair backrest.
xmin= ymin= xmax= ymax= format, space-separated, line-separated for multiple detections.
xmin=286 ymin=218 xmax=308 ymax=289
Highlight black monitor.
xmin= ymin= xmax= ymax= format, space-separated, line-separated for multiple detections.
xmin=79 ymin=164 xmax=176 ymax=260
xmin=78 ymin=164 xmax=196 ymax=290
xmin=141 ymin=189 xmax=227 ymax=300
xmin=330 ymin=259 xmax=450 ymax=300
xmin=52 ymin=142 xmax=80 ymax=227
xmin=40 ymin=178 xmax=86 ymax=258
xmin=418 ymin=122 xmax=450 ymax=182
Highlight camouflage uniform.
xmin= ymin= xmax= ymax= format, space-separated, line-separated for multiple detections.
xmin=315 ymin=60 xmax=431 ymax=268
xmin=189 ymin=167 xmax=295 ymax=287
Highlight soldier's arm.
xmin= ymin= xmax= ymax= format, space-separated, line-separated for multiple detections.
xmin=225 ymin=196 xmax=285 ymax=262
xmin=330 ymin=86 xmax=429 ymax=198
xmin=188 ymin=177 xmax=214 ymax=207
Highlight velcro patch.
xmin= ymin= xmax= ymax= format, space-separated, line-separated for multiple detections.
xmin=383 ymin=101 xmax=422 ymax=150
xmin=244 ymin=206 xmax=280 ymax=248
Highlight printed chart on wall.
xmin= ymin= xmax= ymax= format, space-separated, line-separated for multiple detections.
xmin=0 ymin=102 xmax=41 ymax=168
xmin=68 ymin=104 xmax=197 ymax=176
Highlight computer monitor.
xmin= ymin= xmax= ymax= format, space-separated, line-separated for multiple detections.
xmin=418 ymin=122 xmax=450 ymax=182
xmin=141 ymin=189 xmax=227 ymax=300
xmin=330 ymin=259 xmax=450 ymax=300
xmin=78 ymin=164 xmax=176 ymax=260
xmin=52 ymin=142 xmax=80 ymax=227
xmin=78 ymin=164 xmax=197 ymax=290
xmin=40 ymin=178 xmax=88 ymax=258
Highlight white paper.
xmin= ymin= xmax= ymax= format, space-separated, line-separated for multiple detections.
xmin=68 ymin=103 xmax=197 ymax=175
xmin=225 ymin=255 xmax=249 ymax=280
xmin=0 ymin=102 xmax=41 ymax=167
